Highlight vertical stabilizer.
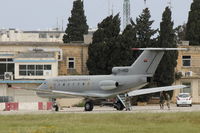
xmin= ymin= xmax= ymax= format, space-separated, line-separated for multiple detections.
xmin=112 ymin=48 xmax=187 ymax=76
xmin=129 ymin=50 xmax=164 ymax=75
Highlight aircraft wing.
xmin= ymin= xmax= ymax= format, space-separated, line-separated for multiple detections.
xmin=127 ymin=85 xmax=186 ymax=97
xmin=52 ymin=90 xmax=111 ymax=98
xmin=11 ymin=86 xmax=52 ymax=93
xmin=11 ymin=86 xmax=110 ymax=98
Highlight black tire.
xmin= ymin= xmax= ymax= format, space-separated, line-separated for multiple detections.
xmin=190 ymin=104 xmax=192 ymax=107
xmin=115 ymin=102 xmax=125 ymax=111
xmin=84 ymin=101 xmax=94 ymax=111
xmin=177 ymin=104 xmax=179 ymax=107
xmin=55 ymin=105 xmax=59 ymax=111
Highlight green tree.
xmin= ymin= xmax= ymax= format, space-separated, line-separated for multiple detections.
xmin=175 ymin=23 xmax=186 ymax=43
xmin=63 ymin=0 xmax=88 ymax=43
xmin=87 ymin=15 xmax=121 ymax=75
xmin=109 ymin=24 xmax=138 ymax=70
xmin=87 ymin=15 xmax=137 ymax=75
xmin=185 ymin=0 xmax=200 ymax=45
xmin=135 ymin=8 xmax=158 ymax=47
xmin=154 ymin=7 xmax=178 ymax=86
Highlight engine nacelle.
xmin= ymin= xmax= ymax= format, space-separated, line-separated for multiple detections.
xmin=99 ymin=80 xmax=119 ymax=90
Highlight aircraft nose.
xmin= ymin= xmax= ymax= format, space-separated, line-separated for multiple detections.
xmin=37 ymin=81 xmax=48 ymax=90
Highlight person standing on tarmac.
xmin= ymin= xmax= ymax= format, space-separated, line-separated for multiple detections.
xmin=165 ymin=92 xmax=171 ymax=110
xmin=159 ymin=92 xmax=165 ymax=109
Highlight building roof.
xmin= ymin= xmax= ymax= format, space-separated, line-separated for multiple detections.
xmin=23 ymin=31 xmax=65 ymax=34
xmin=16 ymin=51 xmax=55 ymax=58
xmin=0 ymin=41 xmax=89 ymax=46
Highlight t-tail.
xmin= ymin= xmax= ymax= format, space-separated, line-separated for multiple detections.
xmin=112 ymin=48 xmax=188 ymax=76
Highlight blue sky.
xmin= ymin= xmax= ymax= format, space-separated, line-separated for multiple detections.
xmin=0 ymin=0 xmax=193 ymax=30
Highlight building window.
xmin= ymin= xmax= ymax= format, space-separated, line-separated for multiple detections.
xmin=182 ymin=56 xmax=191 ymax=67
xmin=0 ymin=96 xmax=13 ymax=103
xmin=67 ymin=57 xmax=75 ymax=69
xmin=0 ymin=58 xmax=14 ymax=79
xmin=39 ymin=33 xmax=47 ymax=38
xmin=19 ymin=64 xmax=52 ymax=76
xmin=181 ymin=82 xmax=192 ymax=94
xmin=36 ymin=65 xmax=43 ymax=76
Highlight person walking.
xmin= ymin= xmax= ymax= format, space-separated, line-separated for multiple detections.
xmin=159 ymin=92 xmax=165 ymax=109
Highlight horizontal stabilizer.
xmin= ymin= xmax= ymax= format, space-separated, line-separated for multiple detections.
xmin=127 ymin=85 xmax=187 ymax=97
xmin=132 ymin=48 xmax=188 ymax=51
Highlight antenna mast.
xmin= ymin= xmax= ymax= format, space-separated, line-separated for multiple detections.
xmin=168 ymin=0 xmax=172 ymax=9
xmin=123 ymin=0 xmax=131 ymax=29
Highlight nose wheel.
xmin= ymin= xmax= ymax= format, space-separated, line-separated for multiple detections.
xmin=84 ymin=101 xmax=94 ymax=111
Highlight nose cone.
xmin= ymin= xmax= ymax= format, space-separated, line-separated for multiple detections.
xmin=36 ymin=81 xmax=50 ymax=98
xmin=37 ymin=81 xmax=48 ymax=90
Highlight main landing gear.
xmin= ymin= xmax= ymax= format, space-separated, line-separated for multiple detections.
xmin=52 ymin=98 xmax=59 ymax=111
xmin=114 ymin=100 xmax=125 ymax=111
xmin=84 ymin=100 xmax=94 ymax=111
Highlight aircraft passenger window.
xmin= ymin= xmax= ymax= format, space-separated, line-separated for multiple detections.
xmin=63 ymin=83 xmax=65 ymax=86
xmin=83 ymin=83 xmax=85 ymax=86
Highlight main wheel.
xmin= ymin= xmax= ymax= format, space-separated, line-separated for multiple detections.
xmin=115 ymin=101 xmax=125 ymax=111
xmin=84 ymin=101 xmax=94 ymax=111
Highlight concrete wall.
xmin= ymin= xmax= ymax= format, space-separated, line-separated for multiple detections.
xmin=0 ymin=83 xmax=49 ymax=102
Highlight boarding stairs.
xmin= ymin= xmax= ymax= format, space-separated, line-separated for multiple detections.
xmin=117 ymin=94 xmax=132 ymax=111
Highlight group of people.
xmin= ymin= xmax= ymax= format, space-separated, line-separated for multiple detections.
xmin=159 ymin=91 xmax=171 ymax=110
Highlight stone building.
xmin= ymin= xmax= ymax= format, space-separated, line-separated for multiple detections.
xmin=0 ymin=28 xmax=94 ymax=44
xmin=0 ymin=42 xmax=88 ymax=105
xmin=59 ymin=43 xmax=88 ymax=75
xmin=174 ymin=44 xmax=200 ymax=103
xmin=0 ymin=28 xmax=64 ymax=42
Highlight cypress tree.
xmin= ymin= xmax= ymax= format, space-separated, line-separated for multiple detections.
xmin=135 ymin=8 xmax=157 ymax=47
xmin=118 ymin=24 xmax=137 ymax=66
xmin=63 ymin=0 xmax=88 ymax=43
xmin=185 ymin=0 xmax=200 ymax=45
xmin=87 ymin=14 xmax=138 ymax=75
xmin=87 ymin=15 xmax=121 ymax=75
xmin=154 ymin=7 xmax=178 ymax=86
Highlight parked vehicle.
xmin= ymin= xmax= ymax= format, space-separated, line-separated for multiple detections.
xmin=176 ymin=93 xmax=192 ymax=107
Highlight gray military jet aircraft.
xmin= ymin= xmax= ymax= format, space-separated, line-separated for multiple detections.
xmin=12 ymin=48 xmax=187 ymax=111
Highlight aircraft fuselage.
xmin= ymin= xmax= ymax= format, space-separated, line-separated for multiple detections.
xmin=37 ymin=75 xmax=148 ymax=98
